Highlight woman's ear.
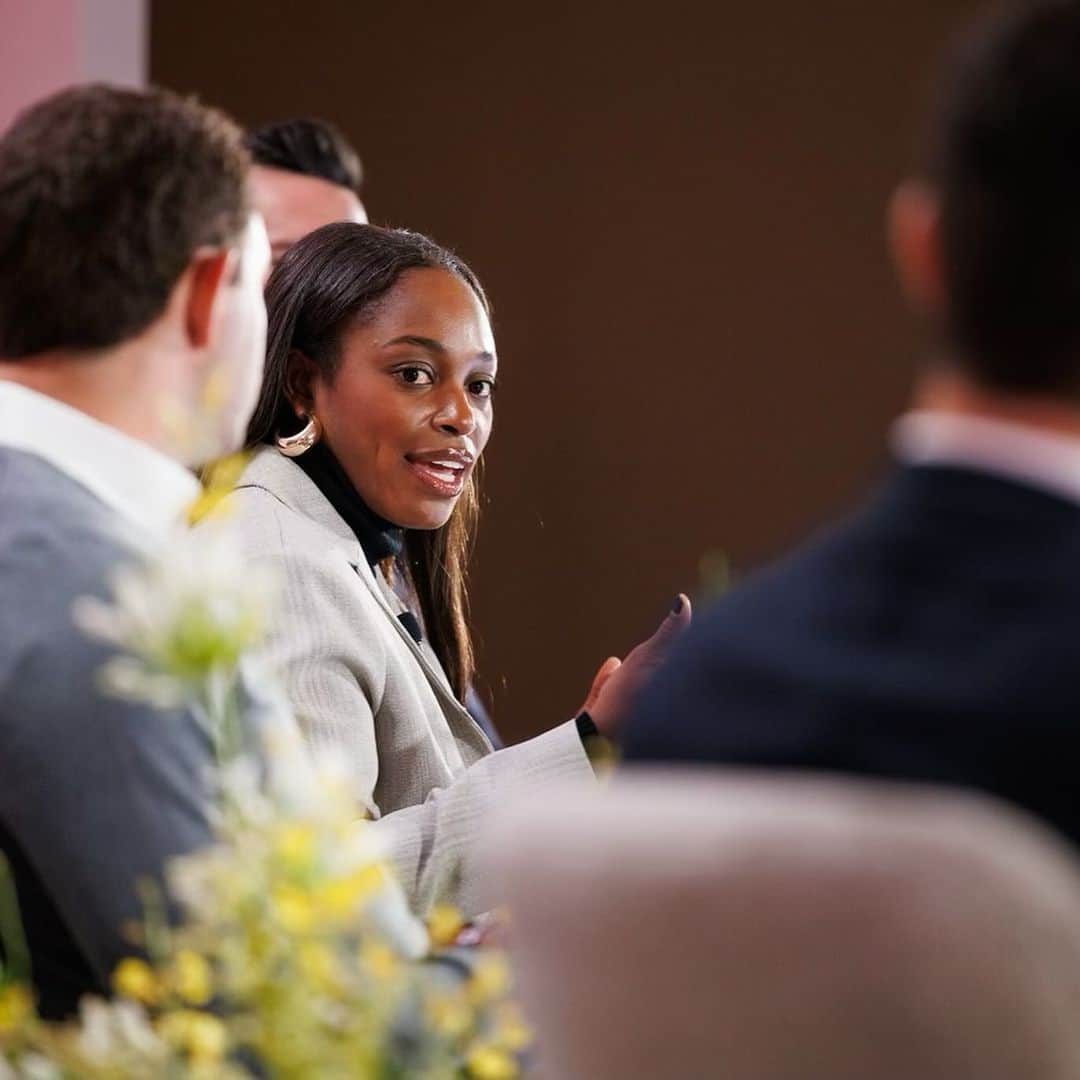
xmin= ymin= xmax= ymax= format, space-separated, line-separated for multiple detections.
xmin=283 ymin=348 xmax=318 ymax=418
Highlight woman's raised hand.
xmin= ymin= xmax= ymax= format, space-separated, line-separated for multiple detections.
xmin=583 ymin=594 xmax=692 ymax=738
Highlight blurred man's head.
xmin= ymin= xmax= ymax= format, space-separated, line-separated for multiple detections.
xmin=890 ymin=0 xmax=1080 ymax=400
xmin=0 ymin=84 xmax=270 ymax=463
xmin=246 ymin=119 xmax=367 ymax=264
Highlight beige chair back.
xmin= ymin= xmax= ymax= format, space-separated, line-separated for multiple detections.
xmin=482 ymin=769 xmax=1080 ymax=1080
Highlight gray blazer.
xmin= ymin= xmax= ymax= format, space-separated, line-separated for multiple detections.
xmin=0 ymin=448 xmax=240 ymax=1018
xmin=227 ymin=448 xmax=594 ymax=915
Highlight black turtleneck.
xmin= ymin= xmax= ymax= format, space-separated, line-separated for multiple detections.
xmin=293 ymin=442 xmax=428 ymax=646
xmin=293 ymin=441 xmax=403 ymax=567
xmin=289 ymin=443 xmax=528 ymax=752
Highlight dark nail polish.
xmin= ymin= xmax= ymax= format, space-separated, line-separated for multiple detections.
xmin=671 ymin=594 xmax=684 ymax=615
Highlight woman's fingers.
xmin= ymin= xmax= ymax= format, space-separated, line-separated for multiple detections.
xmin=580 ymin=656 xmax=622 ymax=714
xmin=588 ymin=593 xmax=692 ymax=736
xmin=625 ymin=593 xmax=693 ymax=667
xmin=660 ymin=592 xmax=692 ymax=637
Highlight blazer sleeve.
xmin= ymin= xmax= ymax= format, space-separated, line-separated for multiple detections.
xmin=245 ymin=512 xmax=595 ymax=916
xmin=377 ymin=719 xmax=592 ymax=916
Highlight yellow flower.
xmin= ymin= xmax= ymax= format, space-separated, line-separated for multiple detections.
xmin=188 ymin=1014 xmax=228 ymax=1062
xmin=426 ymin=903 xmax=464 ymax=948
xmin=427 ymin=991 xmax=473 ymax=1038
xmin=158 ymin=1009 xmax=228 ymax=1063
xmin=317 ymin=864 xmax=384 ymax=921
xmin=360 ymin=940 xmax=398 ymax=982
xmin=0 ymin=984 xmax=32 ymax=1034
xmin=170 ymin=950 xmax=213 ymax=1006
xmin=272 ymin=822 xmax=316 ymax=869
xmin=112 ymin=957 xmax=160 ymax=1004
xmin=466 ymin=1042 xmax=519 ymax=1080
xmin=297 ymin=941 xmax=338 ymax=991
xmin=468 ymin=955 xmax=511 ymax=1004
xmin=186 ymin=452 xmax=250 ymax=525
xmin=271 ymin=884 xmax=316 ymax=935
xmin=492 ymin=1003 xmax=532 ymax=1052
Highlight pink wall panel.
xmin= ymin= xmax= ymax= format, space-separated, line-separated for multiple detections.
xmin=0 ymin=0 xmax=79 ymax=131
xmin=0 ymin=0 xmax=144 ymax=133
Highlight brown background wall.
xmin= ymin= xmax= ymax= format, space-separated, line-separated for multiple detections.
xmin=153 ymin=0 xmax=977 ymax=743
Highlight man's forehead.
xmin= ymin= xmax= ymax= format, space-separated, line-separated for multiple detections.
xmin=251 ymin=166 xmax=363 ymax=217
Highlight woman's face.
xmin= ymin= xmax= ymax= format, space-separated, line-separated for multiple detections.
xmin=299 ymin=267 xmax=496 ymax=529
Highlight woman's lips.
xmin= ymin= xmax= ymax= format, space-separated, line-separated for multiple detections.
xmin=404 ymin=449 xmax=472 ymax=497
xmin=407 ymin=459 xmax=466 ymax=496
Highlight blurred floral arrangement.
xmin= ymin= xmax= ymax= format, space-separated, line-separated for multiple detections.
xmin=0 ymin=495 xmax=528 ymax=1078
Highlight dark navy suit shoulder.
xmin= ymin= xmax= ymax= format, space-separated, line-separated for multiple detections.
xmin=624 ymin=465 xmax=1080 ymax=848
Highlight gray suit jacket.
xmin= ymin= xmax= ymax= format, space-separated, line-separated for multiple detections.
xmin=227 ymin=448 xmax=595 ymax=915
xmin=0 ymin=448 xmax=240 ymax=1018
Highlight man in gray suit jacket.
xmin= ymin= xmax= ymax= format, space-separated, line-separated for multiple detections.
xmin=0 ymin=85 xmax=272 ymax=1018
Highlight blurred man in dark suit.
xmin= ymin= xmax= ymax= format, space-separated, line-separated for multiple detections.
xmin=624 ymin=0 xmax=1080 ymax=845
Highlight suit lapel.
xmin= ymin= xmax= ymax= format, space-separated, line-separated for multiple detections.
xmin=353 ymin=560 xmax=492 ymax=761
xmin=237 ymin=448 xmax=493 ymax=763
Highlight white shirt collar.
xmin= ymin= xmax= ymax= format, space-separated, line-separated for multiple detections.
xmin=0 ymin=381 xmax=199 ymax=541
xmin=892 ymin=409 xmax=1080 ymax=506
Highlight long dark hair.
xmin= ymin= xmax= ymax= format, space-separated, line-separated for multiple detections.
xmin=246 ymin=222 xmax=490 ymax=702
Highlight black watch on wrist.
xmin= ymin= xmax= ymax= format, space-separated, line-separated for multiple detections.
xmin=575 ymin=709 xmax=600 ymax=741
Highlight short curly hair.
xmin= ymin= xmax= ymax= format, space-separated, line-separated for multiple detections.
xmin=0 ymin=83 xmax=250 ymax=357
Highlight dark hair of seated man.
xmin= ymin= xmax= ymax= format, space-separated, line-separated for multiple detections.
xmin=0 ymin=84 xmax=250 ymax=359
xmin=929 ymin=0 xmax=1080 ymax=394
xmin=245 ymin=117 xmax=363 ymax=194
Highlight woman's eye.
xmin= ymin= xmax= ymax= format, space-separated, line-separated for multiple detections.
xmin=469 ymin=379 xmax=495 ymax=399
xmin=396 ymin=366 xmax=434 ymax=386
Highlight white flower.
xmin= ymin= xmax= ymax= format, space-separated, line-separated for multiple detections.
xmin=76 ymin=997 xmax=163 ymax=1063
xmin=112 ymin=1000 xmax=162 ymax=1056
xmin=365 ymin=876 xmax=429 ymax=960
xmin=73 ymin=525 xmax=279 ymax=709
xmin=13 ymin=1054 xmax=60 ymax=1080
xmin=166 ymin=852 xmax=221 ymax=922
xmin=76 ymin=997 xmax=114 ymax=1059
xmin=214 ymin=756 xmax=273 ymax=825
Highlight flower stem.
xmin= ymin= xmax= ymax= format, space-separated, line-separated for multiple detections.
xmin=0 ymin=852 xmax=30 ymax=986
xmin=200 ymin=668 xmax=243 ymax=769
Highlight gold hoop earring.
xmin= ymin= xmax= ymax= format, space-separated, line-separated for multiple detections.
xmin=275 ymin=414 xmax=322 ymax=458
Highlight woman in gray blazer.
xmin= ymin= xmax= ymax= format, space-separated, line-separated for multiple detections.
xmin=230 ymin=223 xmax=689 ymax=915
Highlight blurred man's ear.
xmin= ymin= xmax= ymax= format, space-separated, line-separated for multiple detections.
xmin=888 ymin=181 xmax=945 ymax=319
xmin=184 ymin=248 xmax=235 ymax=349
